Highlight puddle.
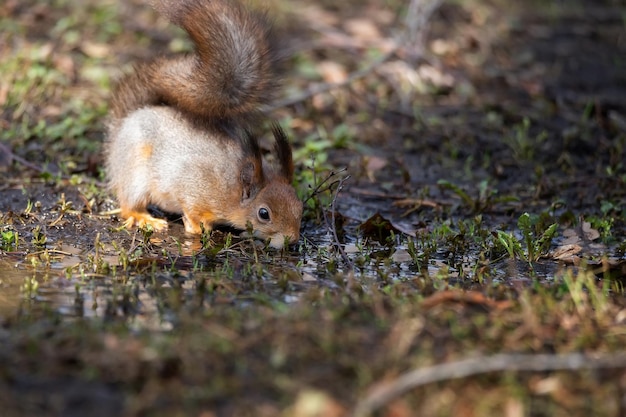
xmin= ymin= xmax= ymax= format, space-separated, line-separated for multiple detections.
xmin=1 ymin=213 xmax=620 ymax=327
xmin=0 ymin=265 xmax=29 ymax=319
xmin=0 ymin=242 xmax=321 ymax=330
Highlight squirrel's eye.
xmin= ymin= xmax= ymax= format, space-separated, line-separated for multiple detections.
xmin=258 ymin=207 xmax=270 ymax=221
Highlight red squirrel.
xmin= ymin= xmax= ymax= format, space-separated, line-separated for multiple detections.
xmin=105 ymin=0 xmax=302 ymax=249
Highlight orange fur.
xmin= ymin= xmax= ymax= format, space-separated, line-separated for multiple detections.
xmin=120 ymin=207 xmax=169 ymax=231
xmin=139 ymin=144 xmax=153 ymax=160
xmin=183 ymin=208 xmax=217 ymax=234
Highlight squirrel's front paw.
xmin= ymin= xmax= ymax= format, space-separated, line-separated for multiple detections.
xmin=183 ymin=209 xmax=216 ymax=235
xmin=121 ymin=209 xmax=169 ymax=232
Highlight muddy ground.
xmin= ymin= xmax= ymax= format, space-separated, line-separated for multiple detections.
xmin=1 ymin=0 xmax=626 ymax=416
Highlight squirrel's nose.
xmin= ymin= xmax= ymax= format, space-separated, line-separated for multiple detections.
xmin=268 ymin=232 xmax=299 ymax=249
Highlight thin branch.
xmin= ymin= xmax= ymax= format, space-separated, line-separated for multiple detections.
xmin=0 ymin=141 xmax=46 ymax=173
xmin=352 ymin=352 xmax=626 ymax=417
xmin=0 ymin=141 xmax=107 ymax=189
xmin=302 ymin=167 xmax=348 ymax=205
xmin=326 ymin=174 xmax=353 ymax=270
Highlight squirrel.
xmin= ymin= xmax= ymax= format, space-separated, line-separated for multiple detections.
xmin=105 ymin=0 xmax=303 ymax=249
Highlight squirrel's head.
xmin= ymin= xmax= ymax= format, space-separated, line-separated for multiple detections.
xmin=238 ymin=124 xmax=302 ymax=249
xmin=242 ymin=180 xmax=303 ymax=249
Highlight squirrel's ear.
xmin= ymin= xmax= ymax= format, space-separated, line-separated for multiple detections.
xmin=271 ymin=123 xmax=294 ymax=182
xmin=240 ymin=130 xmax=263 ymax=201
xmin=241 ymin=160 xmax=261 ymax=201
xmin=241 ymin=129 xmax=263 ymax=161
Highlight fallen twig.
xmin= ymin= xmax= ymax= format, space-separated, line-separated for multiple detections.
xmin=0 ymin=141 xmax=46 ymax=173
xmin=0 ymin=141 xmax=108 ymax=189
xmin=352 ymin=352 xmax=626 ymax=417
xmin=420 ymin=289 xmax=513 ymax=310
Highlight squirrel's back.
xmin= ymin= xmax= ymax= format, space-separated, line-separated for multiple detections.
xmin=109 ymin=0 xmax=279 ymax=124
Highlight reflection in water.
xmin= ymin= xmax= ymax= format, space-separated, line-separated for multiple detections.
xmin=0 ymin=267 xmax=182 ymax=331
xmin=0 ymin=266 xmax=100 ymax=320
xmin=1 ymin=226 xmax=555 ymax=330
xmin=0 ymin=229 xmax=214 ymax=329
xmin=0 ymin=266 xmax=28 ymax=318
xmin=0 ymin=260 xmax=312 ymax=332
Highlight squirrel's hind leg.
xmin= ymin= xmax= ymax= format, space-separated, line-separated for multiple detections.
xmin=182 ymin=208 xmax=216 ymax=235
xmin=120 ymin=206 xmax=169 ymax=232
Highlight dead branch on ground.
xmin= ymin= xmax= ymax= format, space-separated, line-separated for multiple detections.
xmin=352 ymin=352 xmax=626 ymax=417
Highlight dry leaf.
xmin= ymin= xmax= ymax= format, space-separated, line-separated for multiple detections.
xmin=561 ymin=228 xmax=580 ymax=245
xmin=581 ymin=221 xmax=600 ymax=241
xmin=0 ymin=82 xmax=9 ymax=107
xmin=421 ymin=290 xmax=512 ymax=310
xmin=343 ymin=18 xmax=381 ymax=41
xmin=359 ymin=213 xmax=397 ymax=243
xmin=300 ymin=5 xmax=339 ymax=26
xmin=563 ymin=223 xmax=600 ymax=244
xmin=81 ymin=41 xmax=111 ymax=58
xmin=417 ymin=65 xmax=455 ymax=88
xmin=302 ymin=272 xmax=317 ymax=282
xmin=388 ymin=221 xmax=417 ymax=237
xmin=391 ymin=249 xmax=412 ymax=263
xmin=532 ymin=376 xmax=561 ymax=395
xmin=550 ymin=244 xmax=582 ymax=261
xmin=344 ymin=243 xmax=359 ymax=254
xmin=358 ymin=213 xmax=416 ymax=242
xmin=53 ymin=53 xmax=75 ymax=77
xmin=562 ymin=228 xmax=577 ymax=237
xmin=505 ymin=397 xmax=525 ymax=417
xmin=615 ymin=309 xmax=626 ymax=324
xmin=317 ymin=61 xmax=348 ymax=84
xmin=364 ymin=155 xmax=388 ymax=182
xmin=430 ymin=38 xmax=458 ymax=55
xmin=287 ymin=389 xmax=346 ymax=417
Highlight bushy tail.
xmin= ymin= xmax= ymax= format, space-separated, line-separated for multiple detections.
xmin=110 ymin=0 xmax=279 ymax=123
